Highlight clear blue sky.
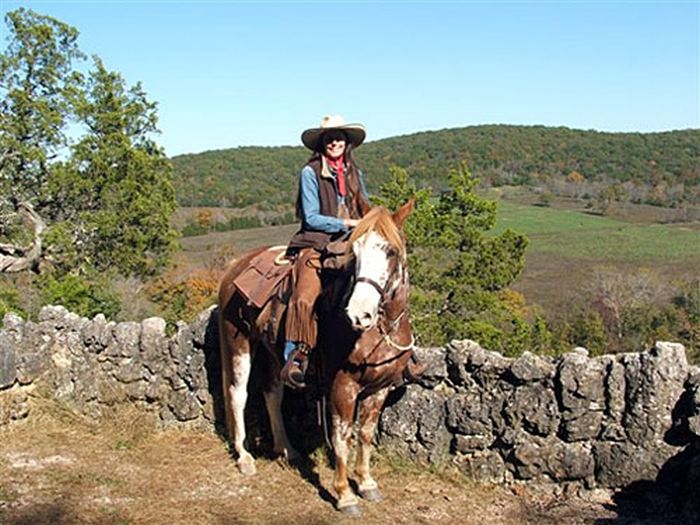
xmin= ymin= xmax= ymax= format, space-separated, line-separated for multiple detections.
xmin=1 ymin=1 xmax=698 ymax=157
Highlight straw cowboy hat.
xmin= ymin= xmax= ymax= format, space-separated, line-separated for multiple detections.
xmin=301 ymin=115 xmax=366 ymax=151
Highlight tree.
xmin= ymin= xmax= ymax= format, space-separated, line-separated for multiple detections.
xmin=0 ymin=8 xmax=84 ymax=210
xmin=46 ymin=57 xmax=177 ymax=276
xmin=0 ymin=9 xmax=177 ymax=278
xmin=196 ymin=209 xmax=214 ymax=232
xmin=376 ymin=164 xmax=529 ymax=350
xmin=0 ymin=8 xmax=84 ymax=269
xmin=670 ymin=280 xmax=700 ymax=362
xmin=590 ymin=185 xmax=617 ymax=216
xmin=592 ymin=267 xmax=669 ymax=346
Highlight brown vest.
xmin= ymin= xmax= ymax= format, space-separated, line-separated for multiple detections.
xmin=287 ymin=159 xmax=361 ymax=251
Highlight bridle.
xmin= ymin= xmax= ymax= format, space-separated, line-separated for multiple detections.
xmin=353 ymin=252 xmax=416 ymax=357
xmin=355 ymin=276 xmax=386 ymax=298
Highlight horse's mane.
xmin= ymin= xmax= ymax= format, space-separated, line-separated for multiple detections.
xmin=349 ymin=206 xmax=405 ymax=257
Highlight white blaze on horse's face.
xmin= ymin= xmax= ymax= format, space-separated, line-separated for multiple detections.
xmin=347 ymin=231 xmax=391 ymax=331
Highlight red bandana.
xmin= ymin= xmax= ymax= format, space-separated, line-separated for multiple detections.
xmin=326 ymin=156 xmax=346 ymax=197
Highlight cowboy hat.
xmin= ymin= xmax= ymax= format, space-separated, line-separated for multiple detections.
xmin=301 ymin=115 xmax=366 ymax=151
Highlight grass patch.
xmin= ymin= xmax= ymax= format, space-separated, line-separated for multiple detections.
xmin=493 ymin=201 xmax=700 ymax=262
xmin=373 ymin=445 xmax=469 ymax=488
xmin=180 ymin=201 xmax=700 ymax=266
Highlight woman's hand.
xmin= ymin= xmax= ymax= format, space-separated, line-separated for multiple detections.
xmin=344 ymin=218 xmax=360 ymax=229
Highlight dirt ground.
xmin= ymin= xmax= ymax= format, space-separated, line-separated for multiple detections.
xmin=0 ymin=400 xmax=672 ymax=525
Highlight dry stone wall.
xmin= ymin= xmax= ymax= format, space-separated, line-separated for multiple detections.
xmin=381 ymin=341 xmax=699 ymax=489
xmin=1 ymin=305 xmax=699 ymax=506
xmin=0 ymin=306 xmax=219 ymax=428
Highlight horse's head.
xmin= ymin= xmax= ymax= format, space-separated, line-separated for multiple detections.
xmin=346 ymin=199 xmax=414 ymax=331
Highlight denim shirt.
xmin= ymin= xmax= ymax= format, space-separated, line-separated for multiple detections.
xmin=299 ymin=164 xmax=369 ymax=233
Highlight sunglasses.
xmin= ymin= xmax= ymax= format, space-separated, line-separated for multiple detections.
xmin=322 ymin=131 xmax=347 ymax=145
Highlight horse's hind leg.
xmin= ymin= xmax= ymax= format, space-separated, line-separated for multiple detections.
xmin=263 ymin=382 xmax=299 ymax=461
xmin=221 ymin=321 xmax=256 ymax=476
xmin=356 ymin=388 xmax=390 ymax=502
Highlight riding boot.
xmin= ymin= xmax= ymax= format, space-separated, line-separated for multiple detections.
xmin=402 ymin=353 xmax=428 ymax=383
xmin=280 ymin=343 xmax=310 ymax=389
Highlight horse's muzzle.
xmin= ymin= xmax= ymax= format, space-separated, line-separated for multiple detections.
xmin=348 ymin=310 xmax=376 ymax=331
xmin=346 ymin=281 xmax=382 ymax=331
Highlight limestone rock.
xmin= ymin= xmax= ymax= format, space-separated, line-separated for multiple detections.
xmin=190 ymin=306 xmax=217 ymax=348
xmin=16 ymin=321 xmax=50 ymax=384
xmin=510 ymin=351 xmax=556 ymax=383
xmin=453 ymin=434 xmax=491 ymax=452
xmin=623 ymin=342 xmax=688 ymax=446
xmin=106 ymin=322 xmax=141 ymax=358
xmin=380 ymin=385 xmax=450 ymax=463
xmin=412 ymin=346 xmax=448 ymax=388
xmin=510 ymin=434 xmax=595 ymax=483
xmin=504 ymin=382 xmax=560 ymax=437
xmin=446 ymin=390 xmax=493 ymax=436
xmin=446 ymin=339 xmax=510 ymax=388
xmin=81 ymin=314 xmax=109 ymax=352
xmin=113 ymin=357 xmax=145 ymax=384
xmin=0 ymin=325 xmax=17 ymax=389
xmin=0 ymin=388 xmax=29 ymax=424
xmin=141 ymin=316 xmax=168 ymax=368
xmin=558 ymin=352 xmax=606 ymax=441
xmin=168 ymin=389 xmax=201 ymax=421
xmin=594 ymin=441 xmax=679 ymax=487
xmin=601 ymin=356 xmax=626 ymax=440
xmin=455 ymin=449 xmax=505 ymax=483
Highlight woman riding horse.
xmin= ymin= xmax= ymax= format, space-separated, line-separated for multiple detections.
xmin=280 ymin=115 xmax=370 ymax=388
xmin=281 ymin=115 xmax=425 ymax=388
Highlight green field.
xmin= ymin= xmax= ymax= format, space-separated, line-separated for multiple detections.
xmin=493 ymin=201 xmax=700 ymax=263
xmin=180 ymin=202 xmax=700 ymax=269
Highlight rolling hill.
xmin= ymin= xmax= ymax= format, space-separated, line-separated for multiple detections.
xmin=171 ymin=125 xmax=700 ymax=208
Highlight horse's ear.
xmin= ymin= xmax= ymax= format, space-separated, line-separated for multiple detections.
xmin=392 ymin=198 xmax=415 ymax=229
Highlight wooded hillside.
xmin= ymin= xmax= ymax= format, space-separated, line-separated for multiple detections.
xmin=172 ymin=125 xmax=700 ymax=208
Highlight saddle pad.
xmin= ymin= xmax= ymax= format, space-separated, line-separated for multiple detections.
xmin=233 ymin=248 xmax=293 ymax=309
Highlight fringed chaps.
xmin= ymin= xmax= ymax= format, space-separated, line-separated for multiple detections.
xmin=285 ymin=249 xmax=322 ymax=348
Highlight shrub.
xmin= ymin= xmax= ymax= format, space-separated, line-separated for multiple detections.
xmin=38 ymin=271 xmax=121 ymax=319
xmin=0 ymin=280 xmax=26 ymax=321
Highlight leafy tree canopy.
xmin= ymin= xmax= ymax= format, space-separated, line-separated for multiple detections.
xmin=376 ymin=164 xmax=531 ymax=353
xmin=0 ymin=8 xmax=177 ymax=278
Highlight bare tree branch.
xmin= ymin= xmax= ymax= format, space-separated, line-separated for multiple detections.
xmin=0 ymin=201 xmax=46 ymax=273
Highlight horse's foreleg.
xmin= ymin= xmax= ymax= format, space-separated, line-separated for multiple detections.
xmin=221 ymin=322 xmax=256 ymax=476
xmin=355 ymin=387 xmax=390 ymax=502
xmin=330 ymin=373 xmax=362 ymax=515
xmin=263 ymin=382 xmax=299 ymax=461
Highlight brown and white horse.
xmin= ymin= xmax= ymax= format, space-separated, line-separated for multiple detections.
xmin=218 ymin=200 xmax=415 ymax=515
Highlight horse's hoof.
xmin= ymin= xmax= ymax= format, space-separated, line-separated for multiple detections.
xmin=359 ymin=488 xmax=383 ymax=502
xmin=338 ymin=504 xmax=362 ymax=516
xmin=238 ymin=455 xmax=257 ymax=476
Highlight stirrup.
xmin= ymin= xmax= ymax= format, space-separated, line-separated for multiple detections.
xmin=280 ymin=344 xmax=310 ymax=389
